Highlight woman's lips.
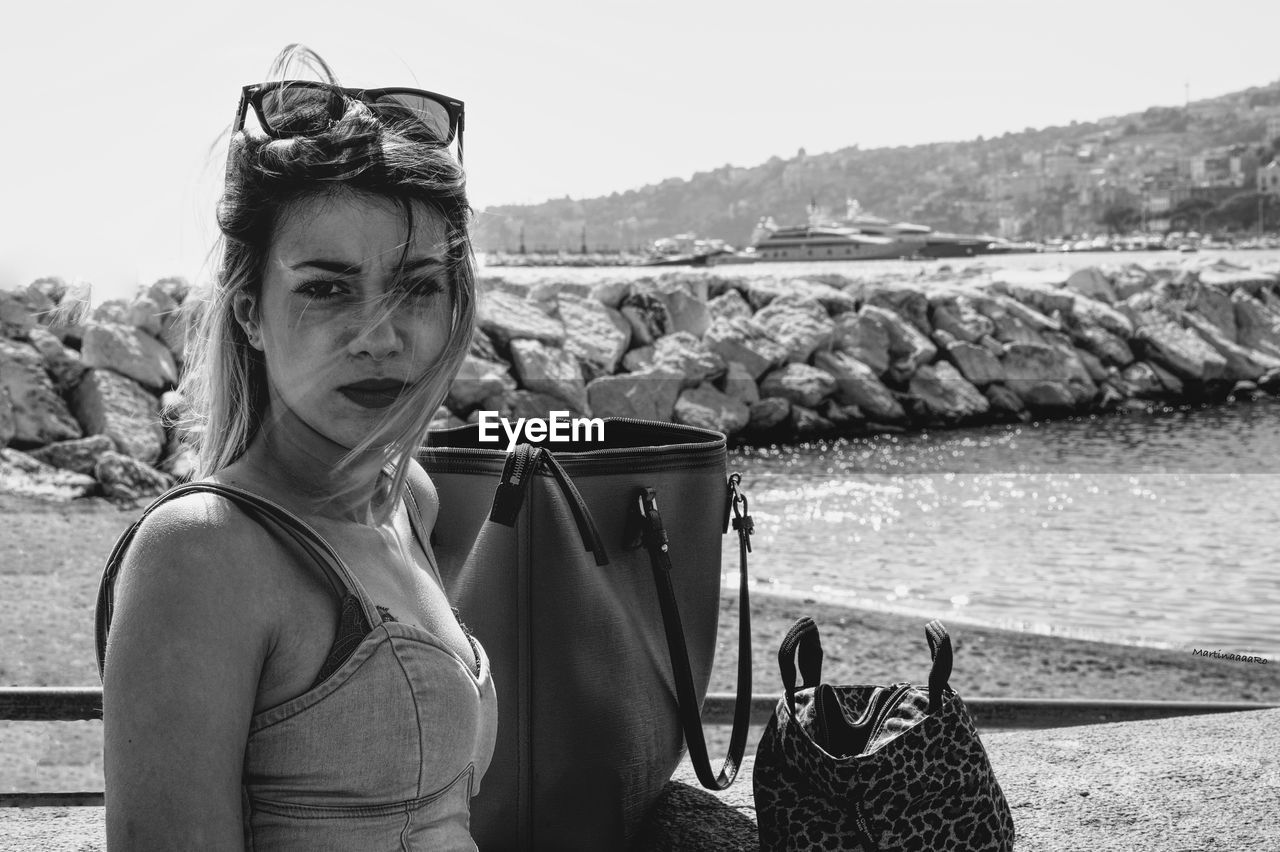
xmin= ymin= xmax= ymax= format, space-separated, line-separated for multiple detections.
xmin=337 ymin=379 xmax=410 ymax=409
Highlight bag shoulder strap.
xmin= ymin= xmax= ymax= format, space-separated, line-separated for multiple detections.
xmin=638 ymin=478 xmax=752 ymax=792
xmin=94 ymin=481 xmax=381 ymax=679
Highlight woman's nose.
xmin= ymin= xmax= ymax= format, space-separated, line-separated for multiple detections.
xmin=346 ymin=308 xmax=403 ymax=360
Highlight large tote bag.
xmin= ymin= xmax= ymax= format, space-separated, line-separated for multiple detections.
xmin=418 ymin=417 xmax=752 ymax=851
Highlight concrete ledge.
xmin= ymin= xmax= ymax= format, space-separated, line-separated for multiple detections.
xmin=7 ymin=709 xmax=1278 ymax=851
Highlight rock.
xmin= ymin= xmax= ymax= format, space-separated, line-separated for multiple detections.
xmin=1198 ymin=267 xmax=1279 ymax=292
xmin=0 ymin=388 xmax=14 ymax=447
xmin=943 ymin=341 xmax=1004 ymax=387
xmin=788 ymin=404 xmax=833 ymax=437
xmin=860 ymin=305 xmax=937 ymax=383
xmin=468 ymin=329 xmax=503 ymax=364
xmin=1134 ymin=318 xmax=1229 ymax=383
xmin=1146 ymin=360 xmax=1185 ymax=396
xmin=863 ymin=284 xmax=931 ymax=336
xmin=1074 ymin=348 xmax=1111 ymax=384
xmin=28 ymin=276 xmax=69 ymax=305
xmin=717 ymin=361 xmax=760 ymax=406
xmin=1231 ymin=291 xmax=1280 ymax=360
xmin=477 ymin=289 xmax=566 ymax=348
xmin=81 ymin=321 xmax=178 ymax=391
xmin=27 ymin=434 xmax=117 ymax=475
xmin=622 ymin=346 xmax=655 ymax=372
xmin=758 ymin=363 xmax=837 ymax=409
xmin=0 ymin=448 xmax=98 ymax=500
xmin=907 ymin=362 xmax=990 ymax=421
xmin=747 ymin=397 xmax=790 ymax=431
xmin=1070 ymin=323 xmax=1135 ymax=368
xmin=673 ymin=383 xmax=750 ymax=437
xmin=1064 ymin=267 xmax=1116 ymax=303
xmin=1259 ymin=368 xmax=1280 ymax=394
xmin=929 ymin=293 xmax=995 ymax=343
xmin=557 ymin=293 xmax=631 ymax=380
xmin=508 ymin=340 xmax=590 ymax=413
xmin=989 ymin=273 xmax=1076 ymax=318
xmin=1182 ymin=312 xmax=1280 ymax=382
xmin=752 ymin=297 xmax=835 ymax=364
xmin=652 ymin=332 xmax=727 ymax=388
xmin=480 ymin=389 xmax=589 ymax=424
xmin=1188 ymin=285 xmax=1238 ymax=341
xmin=967 ymin=292 xmax=1056 ymax=345
xmin=1111 ymin=264 xmax=1154 ymax=300
xmin=627 ymin=277 xmax=711 ymax=338
xmin=619 ymin=292 xmax=671 ymax=346
xmin=1001 ymin=342 xmax=1091 ymax=407
xmin=1117 ymin=362 xmax=1168 ymax=399
xmin=813 ymin=350 xmax=907 ymax=423
xmin=1020 ymin=381 xmax=1078 ymax=411
xmin=0 ymin=339 xmax=83 ymax=446
xmin=158 ymin=390 xmax=186 ymax=427
xmin=67 ymin=368 xmax=164 ymax=463
xmin=159 ymin=301 xmax=193 ymax=365
xmin=447 ymin=355 xmax=517 ymax=411
xmin=741 ymin=277 xmax=857 ymax=315
xmin=820 ymin=399 xmax=864 ymax=431
xmin=984 ymin=383 xmax=1026 ymax=419
xmin=704 ymin=317 xmax=788 ymax=380
xmin=0 ymin=289 xmax=37 ymax=338
xmin=1070 ymin=293 xmax=1135 ymax=338
xmin=587 ymin=278 xmax=631 ymax=309
xmin=94 ymin=451 xmax=173 ymax=502
xmin=586 ymin=367 xmax=684 ymax=422
xmin=707 ymin=289 xmax=754 ymax=323
xmin=25 ymin=326 xmax=86 ymax=390
xmin=832 ymin=310 xmax=892 ymax=376
xmin=149 ymin=276 xmax=192 ymax=306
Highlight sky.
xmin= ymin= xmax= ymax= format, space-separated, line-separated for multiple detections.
xmin=3 ymin=0 xmax=1279 ymax=303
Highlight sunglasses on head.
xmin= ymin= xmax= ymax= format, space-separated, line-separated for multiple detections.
xmin=233 ymin=80 xmax=465 ymax=164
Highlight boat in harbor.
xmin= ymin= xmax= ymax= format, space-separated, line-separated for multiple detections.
xmin=751 ymin=198 xmax=1015 ymax=261
xmin=637 ymin=233 xmax=737 ymax=267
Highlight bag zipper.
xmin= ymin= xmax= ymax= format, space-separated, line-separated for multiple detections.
xmin=864 ymin=683 xmax=913 ymax=752
xmin=490 ymin=444 xmax=541 ymax=525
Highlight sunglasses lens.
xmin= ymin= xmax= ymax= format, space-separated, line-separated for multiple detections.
xmin=372 ymin=93 xmax=455 ymax=144
xmin=259 ymin=83 xmax=343 ymax=134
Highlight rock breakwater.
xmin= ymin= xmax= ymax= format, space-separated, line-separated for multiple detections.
xmin=4 ymin=259 xmax=1280 ymax=502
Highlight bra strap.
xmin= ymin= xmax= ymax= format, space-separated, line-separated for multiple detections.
xmin=95 ymin=482 xmax=381 ymax=679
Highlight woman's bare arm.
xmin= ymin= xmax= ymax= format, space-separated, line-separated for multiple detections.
xmin=102 ymin=495 xmax=277 ymax=851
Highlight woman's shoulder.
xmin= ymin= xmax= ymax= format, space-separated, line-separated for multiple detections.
xmin=117 ymin=486 xmax=284 ymax=600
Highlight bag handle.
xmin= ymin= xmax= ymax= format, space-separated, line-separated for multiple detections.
xmin=778 ymin=616 xmax=824 ymax=717
xmin=489 ymin=444 xmax=609 ymax=567
xmin=924 ymin=619 xmax=953 ymax=714
xmin=637 ymin=477 xmax=752 ymax=791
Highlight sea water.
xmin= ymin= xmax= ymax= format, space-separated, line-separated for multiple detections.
xmin=727 ymin=399 xmax=1280 ymax=659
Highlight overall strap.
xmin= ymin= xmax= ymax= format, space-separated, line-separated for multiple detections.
xmin=95 ymin=482 xmax=381 ymax=679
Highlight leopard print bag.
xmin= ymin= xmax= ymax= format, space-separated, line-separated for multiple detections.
xmin=753 ymin=617 xmax=1015 ymax=851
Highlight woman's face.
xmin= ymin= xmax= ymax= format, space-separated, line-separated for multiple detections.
xmin=242 ymin=191 xmax=453 ymax=451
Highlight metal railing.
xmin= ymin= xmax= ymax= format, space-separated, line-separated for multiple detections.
xmin=3 ymin=687 xmax=1276 ymax=808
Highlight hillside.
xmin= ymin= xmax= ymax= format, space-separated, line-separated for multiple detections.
xmin=474 ymin=80 xmax=1280 ymax=252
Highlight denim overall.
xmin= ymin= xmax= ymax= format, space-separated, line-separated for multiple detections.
xmin=97 ymin=483 xmax=498 ymax=851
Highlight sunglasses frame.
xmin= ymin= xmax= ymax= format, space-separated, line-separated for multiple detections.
xmin=233 ymin=80 xmax=465 ymax=162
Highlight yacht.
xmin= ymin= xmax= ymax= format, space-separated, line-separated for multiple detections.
xmin=749 ymin=202 xmax=919 ymax=262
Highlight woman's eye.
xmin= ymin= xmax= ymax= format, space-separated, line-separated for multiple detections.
xmin=405 ymin=277 xmax=446 ymax=299
xmin=294 ymin=279 xmax=346 ymax=300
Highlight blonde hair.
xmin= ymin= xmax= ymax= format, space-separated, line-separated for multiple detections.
xmin=177 ymin=45 xmax=474 ymax=514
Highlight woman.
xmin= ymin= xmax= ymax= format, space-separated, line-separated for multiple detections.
xmin=97 ymin=46 xmax=495 ymax=850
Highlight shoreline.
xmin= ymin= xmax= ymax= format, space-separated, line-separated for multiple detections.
xmin=715 ymin=589 xmax=1280 ymax=704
